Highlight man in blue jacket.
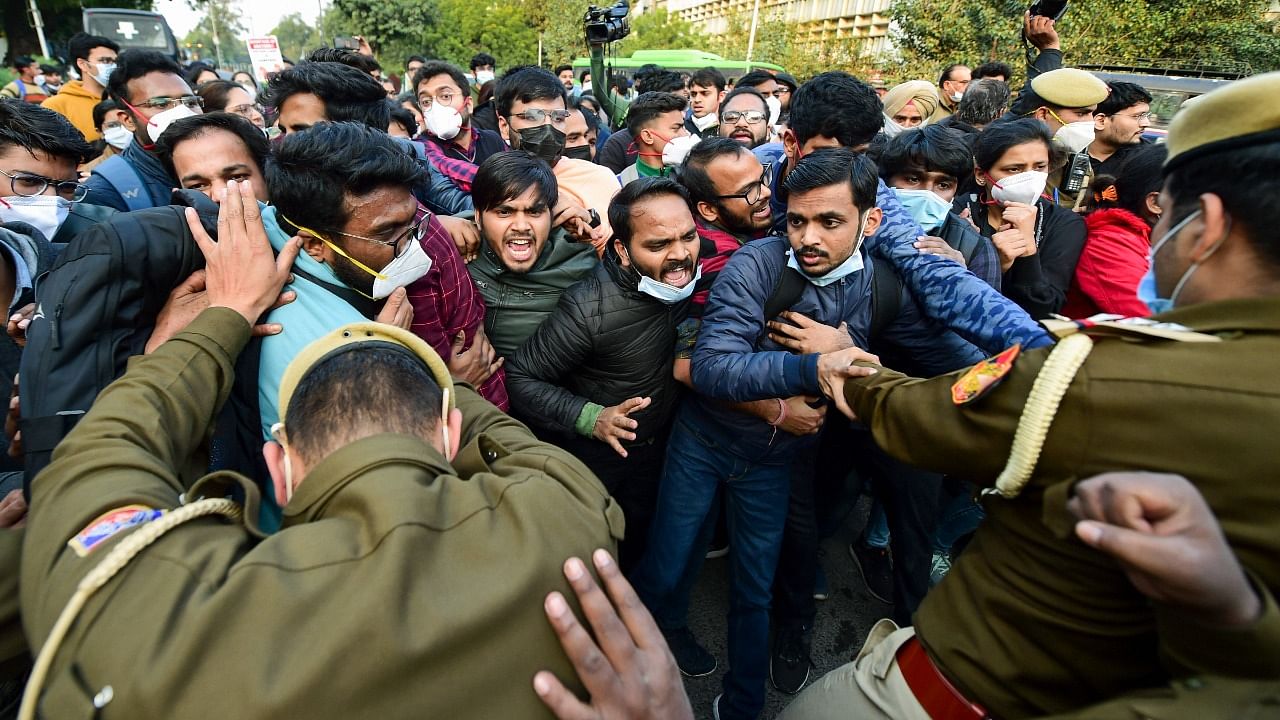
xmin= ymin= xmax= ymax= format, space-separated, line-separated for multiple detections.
xmin=635 ymin=149 xmax=985 ymax=720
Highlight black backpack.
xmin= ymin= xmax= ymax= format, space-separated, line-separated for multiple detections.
xmin=18 ymin=192 xmax=217 ymax=484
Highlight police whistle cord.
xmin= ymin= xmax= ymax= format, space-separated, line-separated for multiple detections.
xmin=19 ymin=498 xmax=244 ymax=720
xmin=987 ymin=332 xmax=1093 ymax=499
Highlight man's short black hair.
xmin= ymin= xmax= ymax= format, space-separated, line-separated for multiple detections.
xmin=305 ymin=47 xmax=382 ymax=75
xmin=287 ymin=346 xmax=443 ymax=467
xmin=678 ymin=136 xmax=749 ymax=206
xmin=470 ymin=52 xmax=496 ymax=70
xmin=720 ymin=86 xmax=768 ymax=114
xmin=788 ymin=71 xmax=883 ymax=149
xmin=472 ymin=151 xmax=558 ymax=215
xmin=184 ymin=62 xmax=217 ymax=87
xmin=610 ymin=176 xmax=692 ymax=249
xmin=554 ymin=64 xmax=573 ymax=75
xmin=11 ymin=56 xmax=36 ymax=71
xmin=626 ymin=92 xmax=687 ymax=137
xmin=878 ymin=125 xmax=974 ymax=182
xmin=938 ymin=64 xmax=968 ymax=87
xmin=405 ymin=54 xmax=427 ymax=66
xmin=387 ymin=100 xmax=419 ymax=137
xmin=412 ymin=61 xmax=470 ymax=97
xmin=736 ymin=70 xmax=775 ymax=89
xmin=783 ymin=147 xmax=879 ymax=213
xmin=1102 ymin=142 xmax=1166 ymax=217
xmin=268 ymin=122 xmax=427 ymax=238
xmin=643 ymin=70 xmax=686 ymax=95
xmin=573 ymin=98 xmax=600 ymax=133
xmin=579 ymin=69 xmax=591 ymax=83
xmin=67 ymin=32 xmax=119 ymax=67
xmin=689 ymin=67 xmax=726 ymax=92
xmin=973 ymin=118 xmax=1055 ymax=171
xmin=0 ymin=99 xmax=94 ymax=165
xmin=195 ymin=80 xmax=246 ymax=113
xmin=495 ymin=67 xmax=566 ymax=119
xmin=106 ymin=50 xmax=185 ymax=108
xmin=154 ymin=112 xmax=271 ymax=184
xmin=91 ymin=99 xmax=118 ymax=130
xmin=1166 ymin=142 xmax=1280 ymax=270
xmin=262 ymin=62 xmax=389 ymax=130
xmin=40 ymin=64 xmax=63 ymax=75
xmin=973 ymin=61 xmax=1012 ymax=80
xmin=1096 ymin=81 xmax=1154 ymax=116
xmin=955 ymin=78 xmax=1011 ymax=127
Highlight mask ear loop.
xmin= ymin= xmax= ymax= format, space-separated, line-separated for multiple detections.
xmin=270 ymin=422 xmax=294 ymax=505
xmin=1170 ymin=215 xmax=1232 ymax=306
xmin=279 ymin=213 xmax=390 ymax=294
xmin=440 ymin=387 xmax=451 ymax=460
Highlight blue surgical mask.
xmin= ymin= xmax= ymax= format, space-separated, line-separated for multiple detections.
xmin=788 ymin=212 xmax=871 ymax=286
xmin=637 ymin=265 xmax=701 ymax=304
xmin=894 ymin=188 xmax=952 ymax=233
xmin=1136 ymin=209 xmax=1201 ymax=315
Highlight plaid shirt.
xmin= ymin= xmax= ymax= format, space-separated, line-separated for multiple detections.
xmin=420 ymin=128 xmax=507 ymax=193
xmin=407 ymin=211 xmax=509 ymax=410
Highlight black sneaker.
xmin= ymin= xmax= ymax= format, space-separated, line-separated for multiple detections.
xmin=849 ymin=542 xmax=893 ymax=604
xmin=662 ymin=627 xmax=717 ymax=677
xmin=770 ymin=625 xmax=812 ymax=694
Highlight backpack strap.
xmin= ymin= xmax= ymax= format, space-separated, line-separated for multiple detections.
xmin=93 ymin=156 xmax=150 ymax=212
xmin=763 ymin=258 xmax=807 ymax=321
xmin=15 ymin=80 xmax=24 ymax=102
xmin=288 ymin=264 xmax=381 ymax=319
xmin=868 ymin=256 xmax=901 ymax=341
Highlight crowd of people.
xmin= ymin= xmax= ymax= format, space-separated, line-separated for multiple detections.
xmin=0 ymin=8 xmax=1277 ymax=718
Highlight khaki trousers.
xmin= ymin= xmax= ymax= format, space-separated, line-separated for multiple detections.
xmin=778 ymin=619 xmax=931 ymax=720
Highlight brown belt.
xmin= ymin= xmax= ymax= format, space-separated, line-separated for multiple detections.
xmin=896 ymin=636 xmax=990 ymax=720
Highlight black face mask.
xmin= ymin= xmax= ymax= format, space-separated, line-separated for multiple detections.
xmin=563 ymin=144 xmax=593 ymax=162
xmin=514 ymin=123 xmax=566 ymax=165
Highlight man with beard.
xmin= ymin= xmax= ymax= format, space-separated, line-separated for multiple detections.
xmin=415 ymin=61 xmax=507 ymax=191
xmin=466 ymin=152 xmax=599 ymax=359
xmin=496 ymin=67 xmax=621 ymax=252
xmin=1088 ymin=81 xmax=1153 ymax=177
xmin=506 ymin=177 xmax=700 ymax=571
xmin=718 ymin=87 xmax=772 ymax=150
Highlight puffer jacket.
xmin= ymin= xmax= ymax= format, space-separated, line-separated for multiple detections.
xmin=506 ymin=250 xmax=685 ymax=444
xmin=466 ymin=228 xmax=599 ymax=359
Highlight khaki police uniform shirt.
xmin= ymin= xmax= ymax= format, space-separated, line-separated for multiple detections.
xmin=842 ymin=297 xmax=1280 ymax=718
xmin=21 ymin=308 xmax=624 ymax=718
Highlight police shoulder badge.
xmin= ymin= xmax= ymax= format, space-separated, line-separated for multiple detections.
xmin=68 ymin=505 xmax=164 ymax=557
xmin=951 ymin=344 xmax=1021 ymax=405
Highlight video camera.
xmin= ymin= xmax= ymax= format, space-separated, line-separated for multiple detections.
xmin=585 ymin=0 xmax=631 ymax=45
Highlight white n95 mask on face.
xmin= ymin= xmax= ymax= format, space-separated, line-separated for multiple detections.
xmin=424 ymin=102 xmax=463 ymax=140
xmin=146 ymin=103 xmax=199 ymax=143
xmin=0 ymin=195 xmax=71 ymax=241
xmin=989 ymin=171 xmax=1048 ymax=207
xmin=1054 ymin=120 xmax=1095 ymax=153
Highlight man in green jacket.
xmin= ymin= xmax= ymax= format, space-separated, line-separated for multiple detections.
xmin=20 ymin=179 xmax=622 ymax=718
xmin=466 ymin=152 xmax=598 ymax=359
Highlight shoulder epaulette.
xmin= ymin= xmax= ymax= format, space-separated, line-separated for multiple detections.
xmin=1043 ymin=314 xmax=1222 ymax=343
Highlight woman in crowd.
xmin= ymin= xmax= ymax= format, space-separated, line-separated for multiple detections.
xmin=881 ymin=80 xmax=940 ymax=137
xmin=955 ymin=118 xmax=1087 ymax=318
xmin=231 ymin=70 xmax=259 ymax=99
xmin=1061 ymin=144 xmax=1167 ymax=318
xmin=196 ymin=79 xmax=266 ymax=128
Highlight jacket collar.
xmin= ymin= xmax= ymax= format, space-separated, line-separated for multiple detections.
xmin=123 ymin=137 xmax=179 ymax=186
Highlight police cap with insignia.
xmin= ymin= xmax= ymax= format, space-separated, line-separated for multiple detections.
xmin=1164 ymin=71 xmax=1280 ymax=175
xmin=1029 ymin=68 xmax=1110 ymax=109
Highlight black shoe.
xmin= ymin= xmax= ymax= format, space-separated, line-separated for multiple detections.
xmin=770 ymin=625 xmax=812 ymax=694
xmin=663 ymin=627 xmax=717 ymax=677
xmin=849 ymin=542 xmax=893 ymax=604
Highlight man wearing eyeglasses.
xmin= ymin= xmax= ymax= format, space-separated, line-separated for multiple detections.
xmin=717 ymin=87 xmax=772 ymax=150
xmin=1089 ymin=81 xmax=1154 ymax=177
xmin=82 ymin=50 xmax=202 ymax=212
xmin=414 ymin=61 xmax=507 ymax=192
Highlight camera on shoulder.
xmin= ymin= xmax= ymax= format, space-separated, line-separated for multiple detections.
xmin=584 ymin=0 xmax=631 ymax=45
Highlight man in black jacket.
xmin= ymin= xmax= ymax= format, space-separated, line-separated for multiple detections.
xmin=506 ymin=177 xmax=701 ymax=571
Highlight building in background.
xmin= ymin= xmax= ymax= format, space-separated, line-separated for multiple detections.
xmin=655 ymin=0 xmax=893 ymax=56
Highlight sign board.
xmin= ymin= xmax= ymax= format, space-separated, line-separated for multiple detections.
xmin=246 ymin=36 xmax=284 ymax=82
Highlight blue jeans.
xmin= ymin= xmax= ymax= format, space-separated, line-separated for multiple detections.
xmin=634 ymin=406 xmax=794 ymax=720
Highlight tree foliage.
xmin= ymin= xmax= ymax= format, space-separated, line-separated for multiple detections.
xmin=269 ymin=12 xmax=325 ymax=64
xmin=182 ymin=0 xmax=250 ymax=66
xmin=889 ymin=0 xmax=1280 ymax=84
xmin=618 ymin=11 xmax=709 ymax=56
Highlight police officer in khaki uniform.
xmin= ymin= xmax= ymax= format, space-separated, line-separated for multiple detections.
xmin=18 ymin=180 xmax=622 ymax=719
xmin=1023 ymin=68 xmax=1111 ymax=210
xmin=783 ymin=71 xmax=1280 ymax=719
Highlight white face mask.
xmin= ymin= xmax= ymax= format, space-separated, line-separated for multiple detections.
xmin=424 ymin=101 xmax=463 ymax=140
xmin=788 ymin=211 xmax=871 ymax=286
xmin=882 ymin=113 xmax=906 ymax=138
xmin=91 ymin=62 xmax=115 ymax=87
xmin=103 ymin=124 xmax=134 ymax=150
xmin=894 ymin=187 xmax=952 ymax=232
xmin=662 ymin=134 xmax=700 ymax=167
xmin=474 ymin=70 xmax=495 ymax=85
xmin=145 ymin=103 xmax=199 ymax=142
xmin=637 ymin=265 xmax=701 ymax=304
xmin=32 ymin=75 xmax=46 ymax=86
xmin=765 ymin=95 xmax=782 ymax=125
xmin=0 ymin=195 xmax=71 ymax=241
xmin=989 ymin=170 xmax=1048 ymax=207
xmin=371 ymin=235 xmax=434 ymax=299
xmin=1054 ymin=120 xmax=1095 ymax=153
xmin=950 ymin=91 xmax=964 ymax=103
xmin=691 ymin=111 xmax=719 ymax=131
